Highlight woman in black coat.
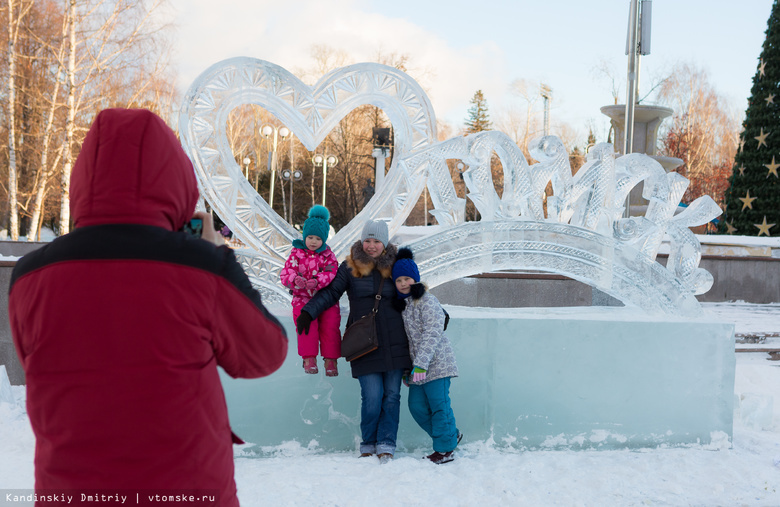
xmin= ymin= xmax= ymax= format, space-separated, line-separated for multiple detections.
xmin=297 ymin=220 xmax=411 ymax=462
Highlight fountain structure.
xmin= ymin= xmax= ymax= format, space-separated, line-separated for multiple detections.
xmin=601 ymin=104 xmax=684 ymax=216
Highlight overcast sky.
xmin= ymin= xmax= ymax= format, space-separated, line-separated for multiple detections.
xmin=166 ymin=0 xmax=772 ymax=145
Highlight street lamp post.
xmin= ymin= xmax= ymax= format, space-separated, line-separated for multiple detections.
xmin=371 ymin=128 xmax=391 ymax=192
xmin=456 ymin=162 xmax=477 ymax=221
xmin=242 ymin=156 xmax=251 ymax=179
xmin=260 ymin=124 xmax=290 ymax=208
xmin=540 ymin=84 xmax=552 ymax=137
xmin=456 ymin=161 xmax=466 ymax=179
xmin=281 ymin=168 xmax=303 ymax=223
xmin=623 ymin=0 xmax=652 ymax=217
xmin=312 ymin=154 xmax=338 ymax=207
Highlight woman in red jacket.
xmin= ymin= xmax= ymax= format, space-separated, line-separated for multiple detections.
xmin=9 ymin=108 xmax=288 ymax=506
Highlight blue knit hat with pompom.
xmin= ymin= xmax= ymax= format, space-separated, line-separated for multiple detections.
xmin=392 ymin=247 xmax=420 ymax=282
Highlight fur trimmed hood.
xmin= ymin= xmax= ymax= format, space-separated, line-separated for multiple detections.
xmin=346 ymin=241 xmax=397 ymax=278
xmin=409 ymin=282 xmax=427 ymax=300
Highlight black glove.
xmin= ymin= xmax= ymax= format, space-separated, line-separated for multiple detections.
xmin=391 ymin=296 xmax=407 ymax=313
xmin=296 ymin=311 xmax=313 ymax=335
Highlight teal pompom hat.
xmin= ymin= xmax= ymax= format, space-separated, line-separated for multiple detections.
xmin=301 ymin=205 xmax=331 ymax=249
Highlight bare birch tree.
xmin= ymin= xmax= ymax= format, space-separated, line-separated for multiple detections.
xmin=1 ymin=0 xmax=175 ymax=239
xmin=27 ymin=16 xmax=67 ymax=242
xmin=58 ymin=0 xmax=75 ymax=234
xmin=5 ymin=0 xmax=33 ymax=240
xmin=61 ymin=0 xmax=167 ymax=234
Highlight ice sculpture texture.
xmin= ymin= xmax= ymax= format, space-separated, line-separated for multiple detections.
xmin=179 ymin=58 xmax=721 ymax=316
xmin=220 ymin=311 xmax=735 ymax=452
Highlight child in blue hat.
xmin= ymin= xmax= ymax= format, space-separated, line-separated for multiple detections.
xmin=392 ymin=247 xmax=461 ymax=463
xmin=280 ymin=205 xmax=341 ymax=375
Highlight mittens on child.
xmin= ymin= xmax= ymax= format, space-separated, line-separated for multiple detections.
xmin=294 ymin=275 xmax=307 ymax=289
xmin=305 ymin=278 xmax=318 ymax=290
xmin=412 ymin=366 xmax=427 ymax=383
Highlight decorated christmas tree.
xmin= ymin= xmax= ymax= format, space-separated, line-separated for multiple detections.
xmin=720 ymin=1 xmax=780 ymax=236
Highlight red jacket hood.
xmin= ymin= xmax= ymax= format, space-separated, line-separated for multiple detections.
xmin=70 ymin=108 xmax=198 ymax=231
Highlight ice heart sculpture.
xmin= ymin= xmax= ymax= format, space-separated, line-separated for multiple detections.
xmin=179 ymin=57 xmax=720 ymax=316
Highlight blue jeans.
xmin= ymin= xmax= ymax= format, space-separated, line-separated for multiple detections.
xmin=357 ymin=369 xmax=404 ymax=455
xmin=408 ymin=377 xmax=459 ymax=453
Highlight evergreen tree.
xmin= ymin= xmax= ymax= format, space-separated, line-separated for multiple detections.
xmin=720 ymin=1 xmax=780 ymax=236
xmin=587 ymin=129 xmax=597 ymax=147
xmin=465 ymin=90 xmax=492 ymax=133
xmin=569 ymin=147 xmax=585 ymax=174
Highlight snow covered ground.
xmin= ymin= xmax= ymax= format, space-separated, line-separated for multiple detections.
xmin=1 ymin=302 xmax=779 ymax=506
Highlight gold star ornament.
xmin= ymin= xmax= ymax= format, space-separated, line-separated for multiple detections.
xmin=754 ymin=216 xmax=775 ymax=236
xmin=725 ymin=221 xmax=737 ymax=234
xmin=766 ymin=94 xmax=775 ymax=105
xmin=739 ymin=190 xmax=757 ymax=210
xmin=766 ymin=157 xmax=780 ymax=178
xmin=755 ymin=128 xmax=770 ymax=149
xmin=759 ymin=58 xmax=767 ymax=77
xmin=738 ymin=164 xmax=746 ymax=176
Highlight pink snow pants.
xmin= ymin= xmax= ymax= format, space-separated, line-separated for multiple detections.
xmin=292 ymin=302 xmax=342 ymax=359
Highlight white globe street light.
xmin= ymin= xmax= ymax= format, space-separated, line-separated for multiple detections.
xmin=281 ymin=168 xmax=303 ymax=223
xmin=312 ymin=154 xmax=338 ymax=207
xmin=242 ymin=156 xmax=251 ymax=179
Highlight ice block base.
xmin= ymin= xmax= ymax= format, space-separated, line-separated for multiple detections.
xmin=221 ymin=306 xmax=735 ymax=452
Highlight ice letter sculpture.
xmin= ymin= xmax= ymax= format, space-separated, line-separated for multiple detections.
xmin=179 ymin=58 xmax=721 ymax=317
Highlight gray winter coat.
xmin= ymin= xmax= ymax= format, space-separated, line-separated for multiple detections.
xmin=402 ymin=288 xmax=458 ymax=385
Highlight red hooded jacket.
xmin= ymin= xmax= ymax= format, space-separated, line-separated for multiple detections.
xmin=8 ymin=109 xmax=287 ymax=506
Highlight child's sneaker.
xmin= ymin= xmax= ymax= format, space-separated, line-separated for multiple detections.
xmin=324 ymin=358 xmax=338 ymax=377
xmin=302 ymin=356 xmax=318 ymax=374
xmin=377 ymin=453 xmax=393 ymax=465
xmin=424 ymin=451 xmax=454 ymax=464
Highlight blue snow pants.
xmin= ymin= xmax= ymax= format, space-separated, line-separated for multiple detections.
xmin=407 ymin=377 xmax=459 ymax=453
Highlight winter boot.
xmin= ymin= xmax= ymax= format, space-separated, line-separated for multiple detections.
xmin=424 ymin=451 xmax=455 ymax=464
xmin=324 ymin=358 xmax=338 ymax=377
xmin=378 ymin=453 xmax=393 ymax=465
xmin=302 ymin=356 xmax=318 ymax=374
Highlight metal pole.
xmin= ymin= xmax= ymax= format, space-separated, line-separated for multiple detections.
xmin=322 ymin=158 xmax=328 ymax=207
xmin=624 ymin=0 xmax=639 ymax=156
xmin=269 ymin=130 xmax=278 ymax=208
xmin=543 ymin=97 xmax=550 ymax=137
xmin=289 ymin=143 xmax=294 ymax=223
xmin=623 ymin=0 xmax=640 ymax=218
xmin=254 ymin=150 xmax=260 ymax=191
xmin=424 ymin=186 xmax=428 ymax=225
xmin=540 ymin=84 xmax=552 ymax=137
xmin=372 ymin=147 xmax=386 ymax=191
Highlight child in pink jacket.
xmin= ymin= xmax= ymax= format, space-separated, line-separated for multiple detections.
xmin=280 ymin=205 xmax=341 ymax=376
